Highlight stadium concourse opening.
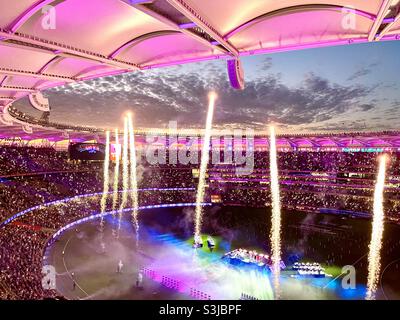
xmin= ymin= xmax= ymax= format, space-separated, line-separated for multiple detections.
xmin=1 ymin=0 xmax=400 ymax=303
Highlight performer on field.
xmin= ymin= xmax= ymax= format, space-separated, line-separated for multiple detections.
xmin=117 ymin=260 xmax=123 ymax=273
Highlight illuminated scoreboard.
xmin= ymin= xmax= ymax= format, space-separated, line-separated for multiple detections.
xmin=68 ymin=143 xmax=106 ymax=161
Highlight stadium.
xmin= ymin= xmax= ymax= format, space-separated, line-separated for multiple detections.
xmin=1 ymin=0 xmax=400 ymax=302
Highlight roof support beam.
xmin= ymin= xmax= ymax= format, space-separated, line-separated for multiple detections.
xmin=128 ymin=2 xmax=228 ymax=55
xmin=0 ymin=67 xmax=75 ymax=82
xmin=0 ymin=86 xmax=35 ymax=93
xmin=0 ymin=37 xmax=56 ymax=55
xmin=368 ymin=0 xmax=393 ymax=41
xmin=0 ymin=76 xmax=7 ymax=87
xmin=0 ymin=30 xmax=140 ymax=71
xmin=286 ymin=138 xmax=298 ymax=149
xmin=73 ymin=65 xmax=111 ymax=79
xmin=0 ymin=96 xmax=15 ymax=101
xmin=377 ymin=12 xmax=400 ymax=40
xmin=382 ymin=139 xmax=395 ymax=147
xmin=141 ymin=53 xmax=229 ymax=69
xmin=330 ymin=138 xmax=345 ymax=147
xmin=165 ymin=0 xmax=239 ymax=56
xmin=306 ymin=138 xmax=321 ymax=148
xmin=76 ymin=69 xmax=127 ymax=81
xmin=352 ymin=138 xmax=368 ymax=147
xmin=226 ymin=5 xmax=376 ymax=40
xmin=239 ymin=37 xmax=368 ymax=57
xmin=109 ymin=31 xmax=180 ymax=59
xmin=37 ymin=56 xmax=63 ymax=74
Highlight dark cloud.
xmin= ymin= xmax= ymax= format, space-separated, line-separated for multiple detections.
xmin=347 ymin=62 xmax=379 ymax=81
xmin=358 ymin=104 xmax=375 ymax=112
xmin=258 ymin=57 xmax=273 ymax=71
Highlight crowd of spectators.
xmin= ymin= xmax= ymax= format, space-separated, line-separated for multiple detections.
xmin=209 ymin=151 xmax=400 ymax=222
xmin=0 ymin=189 xmax=196 ymax=299
xmin=0 ymin=226 xmax=57 ymax=299
xmin=0 ymin=146 xmax=101 ymax=176
xmin=1 ymin=145 xmax=400 ymax=299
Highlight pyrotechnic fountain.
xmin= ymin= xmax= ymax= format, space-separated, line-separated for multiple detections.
xmin=194 ymin=92 xmax=217 ymax=240
xmin=117 ymin=117 xmax=129 ymax=237
xmin=269 ymin=126 xmax=282 ymax=300
xmin=99 ymin=131 xmax=110 ymax=231
xmin=111 ymin=129 xmax=120 ymax=234
xmin=366 ymin=154 xmax=387 ymax=300
xmin=127 ymin=113 xmax=139 ymax=242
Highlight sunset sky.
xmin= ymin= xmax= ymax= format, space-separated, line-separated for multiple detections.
xmin=16 ymin=40 xmax=400 ymax=132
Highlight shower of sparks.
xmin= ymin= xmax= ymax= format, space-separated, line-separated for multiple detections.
xmin=111 ymin=129 xmax=120 ymax=235
xmin=366 ymin=154 xmax=387 ymax=300
xmin=99 ymin=130 xmax=110 ymax=231
xmin=128 ymin=113 xmax=140 ymax=242
xmin=117 ymin=117 xmax=129 ymax=237
xmin=194 ymin=92 xmax=217 ymax=239
xmin=269 ymin=125 xmax=282 ymax=300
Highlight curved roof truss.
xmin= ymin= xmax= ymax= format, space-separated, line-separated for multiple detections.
xmin=224 ymin=4 xmax=378 ymax=39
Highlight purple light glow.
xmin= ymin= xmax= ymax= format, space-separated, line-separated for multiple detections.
xmin=179 ymin=22 xmax=197 ymax=29
xmin=50 ymin=202 xmax=211 ymax=239
xmin=127 ymin=0 xmax=153 ymax=4
xmin=0 ymin=187 xmax=196 ymax=227
xmin=382 ymin=17 xmax=396 ymax=24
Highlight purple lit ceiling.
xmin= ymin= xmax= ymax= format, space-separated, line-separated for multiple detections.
xmin=0 ymin=125 xmax=99 ymax=142
xmin=0 ymin=0 xmax=400 ymax=139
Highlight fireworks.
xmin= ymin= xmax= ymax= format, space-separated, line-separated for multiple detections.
xmin=117 ymin=117 xmax=129 ymax=236
xmin=109 ymin=115 xmax=140 ymax=241
xmin=366 ymin=154 xmax=387 ymax=300
xmin=269 ymin=126 xmax=282 ymax=300
xmin=111 ymin=129 xmax=120 ymax=212
xmin=111 ymin=129 xmax=120 ymax=236
xmin=99 ymin=131 xmax=110 ymax=230
xmin=128 ymin=113 xmax=140 ymax=240
xmin=194 ymin=92 xmax=217 ymax=239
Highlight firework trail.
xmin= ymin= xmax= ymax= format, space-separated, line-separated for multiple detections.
xmin=117 ymin=117 xmax=129 ymax=237
xmin=269 ymin=126 xmax=282 ymax=300
xmin=366 ymin=154 xmax=387 ymax=300
xmin=128 ymin=113 xmax=140 ymax=244
xmin=194 ymin=92 xmax=217 ymax=238
xmin=111 ymin=129 xmax=120 ymax=235
xmin=99 ymin=131 xmax=110 ymax=232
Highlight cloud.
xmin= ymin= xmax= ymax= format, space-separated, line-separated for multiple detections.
xmin=358 ymin=104 xmax=375 ymax=112
xmin=347 ymin=62 xmax=379 ymax=81
xmin=258 ymin=57 xmax=273 ymax=71
xmin=15 ymin=62 xmax=381 ymax=131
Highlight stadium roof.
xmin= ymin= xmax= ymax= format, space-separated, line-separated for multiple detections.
xmin=0 ymin=126 xmax=98 ymax=143
xmin=1 ymin=0 xmax=400 ymax=137
xmin=2 ymin=115 xmax=400 ymax=151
